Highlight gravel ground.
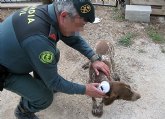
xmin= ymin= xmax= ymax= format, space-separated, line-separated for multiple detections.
xmin=1 ymin=6 xmax=165 ymax=119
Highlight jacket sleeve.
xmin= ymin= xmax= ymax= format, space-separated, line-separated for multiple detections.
xmin=21 ymin=35 xmax=86 ymax=94
xmin=61 ymin=35 xmax=95 ymax=59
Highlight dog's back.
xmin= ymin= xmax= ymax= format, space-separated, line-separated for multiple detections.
xmin=96 ymin=40 xmax=116 ymax=75
xmin=89 ymin=40 xmax=118 ymax=83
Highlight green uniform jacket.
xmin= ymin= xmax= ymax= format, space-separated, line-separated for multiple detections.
xmin=0 ymin=4 xmax=95 ymax=94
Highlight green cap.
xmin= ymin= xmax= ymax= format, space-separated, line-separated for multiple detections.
xmin=72 ymin=0 xmax=95 ymax=23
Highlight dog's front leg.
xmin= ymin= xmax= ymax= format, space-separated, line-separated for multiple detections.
xmin=97 ymin=100 xmax=104 ymax=116
xmin=92 ymin=97 xmax=103 ymax=117
xmin=92 ymin=97 xmax=97 ymax=115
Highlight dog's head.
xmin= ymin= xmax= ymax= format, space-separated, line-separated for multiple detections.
xmin=103 ymin=81 xmax=141 ymax=105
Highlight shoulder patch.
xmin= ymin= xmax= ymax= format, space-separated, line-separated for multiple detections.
xmin=39 ymin=51 xmax=54 ymax=64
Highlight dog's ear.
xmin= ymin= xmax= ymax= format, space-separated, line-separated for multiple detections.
xmin=103 ymin=92 xmax=118 ymax=105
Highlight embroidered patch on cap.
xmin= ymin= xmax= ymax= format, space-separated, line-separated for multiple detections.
xmin=73 ymin=0 xmax=95 ymax=23
xmin=39 ymin=51 xmax=54 ymax=64
xmin=80 ymin=4 xmax=91 ymax=13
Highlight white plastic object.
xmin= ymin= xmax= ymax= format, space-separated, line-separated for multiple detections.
xmin=98 ymin=81 xmax=110 ymax=93
xmin=93 ymin=17 xmax=102 ymax=23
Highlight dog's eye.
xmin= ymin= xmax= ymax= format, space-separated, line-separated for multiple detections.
xmin=125 ymin=85 xmax=131 ymax=90
xmin=128 ymin=85 xmax=131 ymax=89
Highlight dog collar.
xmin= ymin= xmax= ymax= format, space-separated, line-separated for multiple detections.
xmin=106 ymin=82 xmax=112 ymax=96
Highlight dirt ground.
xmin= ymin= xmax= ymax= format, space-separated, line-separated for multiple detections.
xmin=1 ymin=6 xmax=165 ymax=119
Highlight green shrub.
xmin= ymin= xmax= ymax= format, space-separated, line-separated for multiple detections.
xmin=118 ymin=32 xmax=135 ymax=47
xmin=147 ymin=27 xmax=165 ymax=44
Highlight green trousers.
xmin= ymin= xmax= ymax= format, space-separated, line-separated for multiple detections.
xmin=4 ymin=74 xmax=53 ymax=112
xmin=4 ymin=48 xmax=60 ymax=113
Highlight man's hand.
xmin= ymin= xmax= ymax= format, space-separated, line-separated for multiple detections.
xmin=91 ymin=61 xmax=110 ymax=76
xmin=85 ymin=83 xmax=107 ymax=98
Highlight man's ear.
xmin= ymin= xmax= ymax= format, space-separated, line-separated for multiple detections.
xmin=59 ymin=11 xmax=70 ymax=25
xmin=60 ymin=11 xmax=68 ymax=18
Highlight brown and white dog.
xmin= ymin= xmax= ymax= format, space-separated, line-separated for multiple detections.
xmin=82 ymin=40 xmax=141 ymax=117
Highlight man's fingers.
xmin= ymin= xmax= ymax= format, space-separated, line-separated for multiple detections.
xmin=86 ymin=83 xmax=108 ymax=98
xmin=101 ymin=67 xmax=109 ymax=76
xmin=94 ymin=68 xmax=99 ymax=76
xmin=92 ymin=83 xmax=100 ymax=87
xmin=97 ymin=90 xmax=107 ymax=98
xmin=93 ymin=83 xmax=107 ymax=97
xmin=103 ymin=63 xmax=110 ymax=75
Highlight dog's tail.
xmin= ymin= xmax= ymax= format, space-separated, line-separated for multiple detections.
xmin=95 ymin=40 xmax=114 ymax=59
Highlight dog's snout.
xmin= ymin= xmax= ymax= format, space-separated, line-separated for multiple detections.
xmin=135 ymin=93 xmax=141 ymax=100
xmin=131 ymin=93 xmax=141 ymax=101
xmin=137 ymin=94 xmax=141 ymax=99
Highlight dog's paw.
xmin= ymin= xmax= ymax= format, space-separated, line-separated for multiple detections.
xmin=82 ymin=62 xmax=90 ymax=70
xmin=92 ymin=104 xmax=103 ymax=117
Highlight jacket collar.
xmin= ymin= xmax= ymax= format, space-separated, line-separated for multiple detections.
xmin=47 ymin=4 xmax=62 ymax=40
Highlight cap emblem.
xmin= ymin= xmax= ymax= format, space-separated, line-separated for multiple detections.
xmin=80 ymin=4 xmax=91 ymax=13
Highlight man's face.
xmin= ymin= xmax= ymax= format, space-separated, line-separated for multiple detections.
xmin=59 ymin=12 xmax=87 ymax=36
